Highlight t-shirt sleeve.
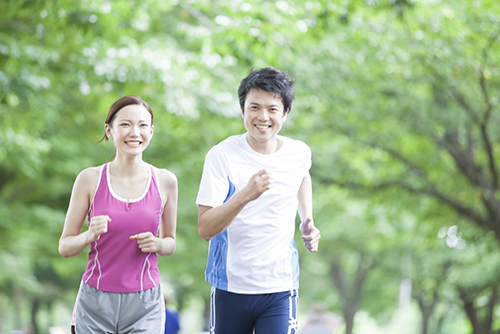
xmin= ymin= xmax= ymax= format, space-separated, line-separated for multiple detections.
xmin=195 ymin=145 xmax=230 ymax=208
xmin=298 ymin=140 xmax=312 ymax=178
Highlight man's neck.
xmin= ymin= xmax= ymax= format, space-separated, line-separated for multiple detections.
xmin=246 ymin=134 xmax=282 ymax=155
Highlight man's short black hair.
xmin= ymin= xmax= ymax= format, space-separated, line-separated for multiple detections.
xmin=238 ymin=67 xmax=295 ymax=115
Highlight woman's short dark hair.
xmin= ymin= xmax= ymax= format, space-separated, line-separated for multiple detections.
xmin=238 ymin=67 xmax=295 ymax=115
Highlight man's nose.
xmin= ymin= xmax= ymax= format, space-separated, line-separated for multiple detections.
xmin=257 ymin=109 xmax=270 ymax=120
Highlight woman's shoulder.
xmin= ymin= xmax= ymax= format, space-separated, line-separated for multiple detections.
xmin=152 ymin=166 xmax=178 ymax=186
xmin=70 ymin=165 xmax=103 ymax=198
xmin=73 ymin=165 xmax=103 ymax=190
xmin=77 ymin=165 xmax=102 ymax=180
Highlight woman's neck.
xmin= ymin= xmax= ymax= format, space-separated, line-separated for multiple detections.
xmin=109 ymin=154 xmax=147 ymax=179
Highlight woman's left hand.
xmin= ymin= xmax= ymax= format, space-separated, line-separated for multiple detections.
xmin=130 ymin=232 xmax=161 ymax=253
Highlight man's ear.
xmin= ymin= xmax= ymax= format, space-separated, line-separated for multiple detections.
xmin=283 ymin=108 xmax=289 ymax=120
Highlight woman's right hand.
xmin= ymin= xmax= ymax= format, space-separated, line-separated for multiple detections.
xmin=88 ymin=215 xmax=111 ymax=242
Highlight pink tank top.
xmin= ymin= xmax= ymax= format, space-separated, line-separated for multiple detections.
xmin=82 ymin=163 xmax=163 ymax=292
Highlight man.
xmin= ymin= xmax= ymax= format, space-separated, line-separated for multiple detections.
xmin=196 ymin=67 xmax=321 ymax=334
xmin=164 ymin=307 xmax=180 ymax=334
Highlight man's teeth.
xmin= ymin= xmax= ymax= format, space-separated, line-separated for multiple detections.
xmin=256 ymin=125 xmax=270 ymax=129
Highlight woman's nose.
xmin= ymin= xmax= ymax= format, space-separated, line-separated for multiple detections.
xmin=130 ymin=125 xmax=140 ymax=136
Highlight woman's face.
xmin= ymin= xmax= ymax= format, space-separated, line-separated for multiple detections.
xmin=105 ymin=104 xmax=154 ymax=157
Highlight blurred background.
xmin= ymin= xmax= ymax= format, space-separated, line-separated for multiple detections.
xmin=1 ymin=0 xmax=500 ymax=333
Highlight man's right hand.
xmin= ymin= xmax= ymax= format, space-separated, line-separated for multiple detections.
xmin=198 ymin=169 xmax=274 ymax=241
xmin=242 ymin=169 xmax=274 ymax=201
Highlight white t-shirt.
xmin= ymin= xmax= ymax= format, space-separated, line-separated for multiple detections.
xmin=196 ymin=133 xmax=312 ymax=294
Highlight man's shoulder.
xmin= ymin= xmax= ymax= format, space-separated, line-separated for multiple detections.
xmin=208 ymin=134 xmax=244 ymax=155
xmin=219 ymin=134 xmax=245 ymax=146
xmin=281 ymin=136 xmax=311 ymax=155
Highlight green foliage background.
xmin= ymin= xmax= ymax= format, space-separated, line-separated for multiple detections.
xmin=1 ymin=0 xmax=500 ymax=333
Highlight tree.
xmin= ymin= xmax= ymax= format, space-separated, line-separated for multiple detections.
xmin=296 ymin=0 xmax=500 ymax=243
xmin=2 ymin=0 xmax=500 ymax=332
xmin=447 ymin=230 xmax=500 ymax=334
xmin=299 ymin=186 xmax=406 ymax=334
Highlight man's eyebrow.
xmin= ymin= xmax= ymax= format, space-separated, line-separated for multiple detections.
xmin=248 ymin=102 xmax=280 ymax=107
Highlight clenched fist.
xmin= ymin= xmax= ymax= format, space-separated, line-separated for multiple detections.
xmin=88 ymin=215 xmax=111 ymax=242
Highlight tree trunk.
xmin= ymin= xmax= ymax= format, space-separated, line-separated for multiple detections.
xmin=330 ymin=255 xmax=375 ymax=334
xmin=458 ymin=286 xmax=498 ymax=334
xmin=421 ymin=314 xmax=430 ymax=334
xmin=459 ymin=291 xmax=482 ymax=334
xmin=415 ymin=290 xmax=438 ymax=334
xmin=13 ymin=284 xmax=22 ymax=330
xmin=31 ymin=297 xmax=41 ymax=334
xmin=344 ymin=302 xmax=357 ymax=334
xmin=344 ymin=315 xmax=354 ymax=334
xmin=435 ymin=313 xmax=446 ymax=334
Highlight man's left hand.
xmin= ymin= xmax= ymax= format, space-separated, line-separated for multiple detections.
xmin=299 ymin=218 xmax=320 ymax=253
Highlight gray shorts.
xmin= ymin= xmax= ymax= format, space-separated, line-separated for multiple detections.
xmin=71 ymin=281 xmax=165 ymax=334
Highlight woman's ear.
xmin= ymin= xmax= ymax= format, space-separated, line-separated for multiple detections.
xmin=105 ymin=124 xmax=113 ymax=140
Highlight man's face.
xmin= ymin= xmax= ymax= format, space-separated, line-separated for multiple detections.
xmin=241 ymin=88 xmax=287 ymax=152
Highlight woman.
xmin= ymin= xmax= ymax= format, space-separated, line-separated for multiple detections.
xmin=59 ymin=95 xmax=177 ymax=333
